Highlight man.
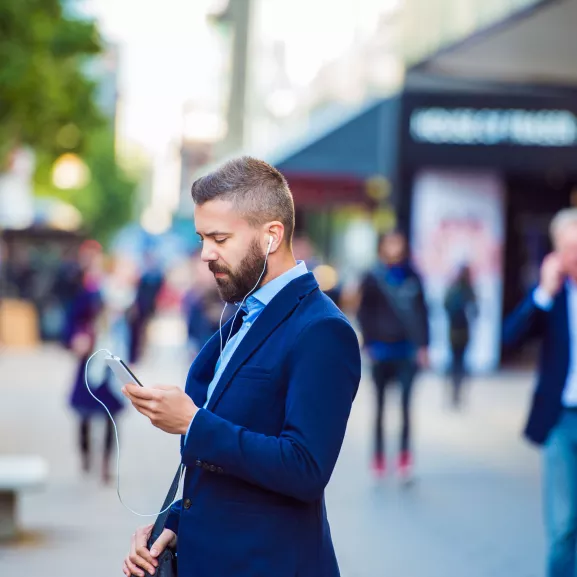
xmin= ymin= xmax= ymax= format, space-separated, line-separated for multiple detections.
xmin=122 ymin=157 xmax=361 ymax=577
xmin=357 ymin=231 xmax=429 ymax=481
xmin=504 ymin=207 xmax=577 ymax=577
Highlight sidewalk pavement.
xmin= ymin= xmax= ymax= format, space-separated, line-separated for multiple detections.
xmin=0 ymin=328 xmax=544 ymax=577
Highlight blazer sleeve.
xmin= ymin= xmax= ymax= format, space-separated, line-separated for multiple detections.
xmin=164 ymin=500 xmax=182 ymax=535
xmin=502 ymin=289 xmax=547 ymax=347
xmin=180 ymin=317 xmax=361 ymax=503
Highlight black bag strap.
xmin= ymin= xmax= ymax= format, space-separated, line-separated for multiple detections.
xmin=149 ymin=464 xmax=185 ymax=544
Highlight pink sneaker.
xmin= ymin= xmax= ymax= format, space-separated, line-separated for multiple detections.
xmin=398 ymin=451 xmax=413 ymax=484
xmin=371 ymin=454 xmax=386 ymax=478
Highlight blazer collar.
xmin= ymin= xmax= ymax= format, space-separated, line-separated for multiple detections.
xmin=201 ymin=272 xmax=318 ymax=412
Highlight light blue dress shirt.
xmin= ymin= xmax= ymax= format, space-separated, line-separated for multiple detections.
xmin=185 ymin=261 xmax=308 ymax=439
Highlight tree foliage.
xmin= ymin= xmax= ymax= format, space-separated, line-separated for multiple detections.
xmin=35 ymin=127 xmax=137 ymax=246
xmin=1 ymin=0 xmax=138 ymax=243
xmin=0 ymin=0 xmax=102 ymax=168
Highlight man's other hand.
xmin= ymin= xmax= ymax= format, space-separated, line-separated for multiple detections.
xmin=123 ymin=524 xmax=176 ymax=577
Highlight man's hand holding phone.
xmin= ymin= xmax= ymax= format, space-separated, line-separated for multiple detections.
xmin=122 ymin=384 xmax=198 ymax=435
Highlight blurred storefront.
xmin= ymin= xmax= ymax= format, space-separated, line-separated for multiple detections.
xmin=241 ymin=79 xmax=577 ymax=372
xmin=401 ymin=0 xmax=577 ymax=369
xmin=400 ymin=80 xmax=577 ymax=372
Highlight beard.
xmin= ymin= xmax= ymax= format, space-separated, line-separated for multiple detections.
xmin=208 ymin=238 xmax=267 ymax=303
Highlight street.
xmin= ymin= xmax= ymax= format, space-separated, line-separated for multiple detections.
xmin=0 ymin=317 xmax=544 ymax=577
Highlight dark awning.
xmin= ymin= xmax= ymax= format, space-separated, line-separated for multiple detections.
xmin=270 ymin=96 xmax=401 ymax=181
xmin=193 ymin=96 xmax=402 ymax=208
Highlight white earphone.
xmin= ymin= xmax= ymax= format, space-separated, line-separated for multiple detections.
xmin=267 ymin=235 xmax=273 ymax=252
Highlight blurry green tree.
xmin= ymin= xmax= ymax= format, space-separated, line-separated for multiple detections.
xmin=0 ymin=0 xmax=137 ymax=244
xmin=0 ymin=0 xmax=101 ymax=166
xmin=35 ymin=127 xmax=137 ymax=245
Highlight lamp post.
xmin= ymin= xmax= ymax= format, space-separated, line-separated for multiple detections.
xmin=208 ymin=0 xmax=252 ymax=154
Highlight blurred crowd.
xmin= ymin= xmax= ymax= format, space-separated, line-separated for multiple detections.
xmin=0 ymin=228 xmax=479 ymax=486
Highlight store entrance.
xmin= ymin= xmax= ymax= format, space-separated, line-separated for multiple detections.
xmin=501 ymin=174 xmax=573 ymax=365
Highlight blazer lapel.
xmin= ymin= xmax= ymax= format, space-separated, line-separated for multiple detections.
xmin=205 ymin=272 xmax=319 ymax=413
xmin=186 ymin=311 xmax=245 ymax=407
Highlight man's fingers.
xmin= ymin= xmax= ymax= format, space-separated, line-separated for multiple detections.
xmin=129 ymin=403 xmax=157 ymax=423
xmin=127 ymin=526 xmax=157 ymax=575
xmin=130 ymin=398 xmax=157 ymax=413
xmin=150 ymin=529 xmax=177 ymax=558
xmin=134 ymin=526 xmax=158 ymax=571
xmin=123 ymin=560 xmax=135 ymax=577
xmin=125 ymin=556 xmax=144 ymax=577
xmin=134 ymin=543 xmax=158 ymax=574
xmin=151 ymin=384 xmax=175 ymax=391
xmin=123 ymin=384 xmax=158 ymax=400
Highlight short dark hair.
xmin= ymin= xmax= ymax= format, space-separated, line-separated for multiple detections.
xmin=191 ymin=156 xmax=295 ymax=245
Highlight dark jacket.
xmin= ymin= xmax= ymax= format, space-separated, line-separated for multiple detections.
xmin=357 ymin=262 xmax=429 ymax=347
xmin=503 ymin=286 xmax=572 ymax=445
xmin=165 ymin=273 xmax=361 ymax=577
xmin=444 ymin=280 xmax=477 ymax=348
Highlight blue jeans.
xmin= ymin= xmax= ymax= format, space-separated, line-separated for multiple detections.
xmin=544 ymin=410 xmax=577 ymax=577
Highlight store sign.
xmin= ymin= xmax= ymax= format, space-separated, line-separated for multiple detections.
xmin=410 ymin=107 xmax=577 ymax=147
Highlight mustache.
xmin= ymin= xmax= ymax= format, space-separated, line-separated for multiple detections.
xmin=208 ymin=262 xmax=230 ymax=275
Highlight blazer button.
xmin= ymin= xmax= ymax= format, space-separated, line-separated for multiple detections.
xmin=183 ymin=498 xmax=192 ymax=510
xmin=217 ymin=467 xmax=224 ymax=474
xmin=202 ymin=462 xmax=210 ymax=470
xmin=209 ymin=464 xmax=216 ymax=472
xmin=195 ymin=459 xmax=202 ymax=467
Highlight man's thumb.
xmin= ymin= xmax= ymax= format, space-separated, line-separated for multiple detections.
xmin=150 ymin=529 xmax=176 ymax=558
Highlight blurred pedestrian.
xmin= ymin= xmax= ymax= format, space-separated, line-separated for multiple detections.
xmin=67 ymin=253 xmax=127 ymax=484
xmin=52 ymin=247 xmax=83 ymax=344
xmin=128 ymin=252 xmax=163 ymax=363
xmin=444 ymin=264 xmax=477 ymax=408
xmin=357 ymin=231 xmax=429 ymax=483
xmin=504 ymin=207 xmax=577 ymax=577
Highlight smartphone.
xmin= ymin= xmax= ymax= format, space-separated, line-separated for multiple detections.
xmin=104 ymin=354 xmax=144 ymax=387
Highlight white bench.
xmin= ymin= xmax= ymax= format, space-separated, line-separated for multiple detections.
xmin=0 ymin=456 xmax=48 ymax=540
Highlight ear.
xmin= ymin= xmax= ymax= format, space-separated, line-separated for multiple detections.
xmin=265 ymin=222 xmax=284 ymax=253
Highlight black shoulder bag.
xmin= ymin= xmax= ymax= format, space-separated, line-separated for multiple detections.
xmin=135 ymin=464 xmax=184 ymax=577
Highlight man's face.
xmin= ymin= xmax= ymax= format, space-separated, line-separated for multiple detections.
xmin=194 ymin=199 xmax=267 ymax=303
xmin=379 ymin=233 xmax=406 ymax=264
xmin=556 ymin=223 xmax=577 ymax=281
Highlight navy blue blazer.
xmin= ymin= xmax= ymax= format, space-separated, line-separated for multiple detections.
xmin=165 ymin=272 xmax=361 ymax=577
xmin=503 ymin=286 xmax=571 ymax=445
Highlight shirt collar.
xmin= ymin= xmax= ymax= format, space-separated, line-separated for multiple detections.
xmin=242 ymin=260 xmax=308 ymax=312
